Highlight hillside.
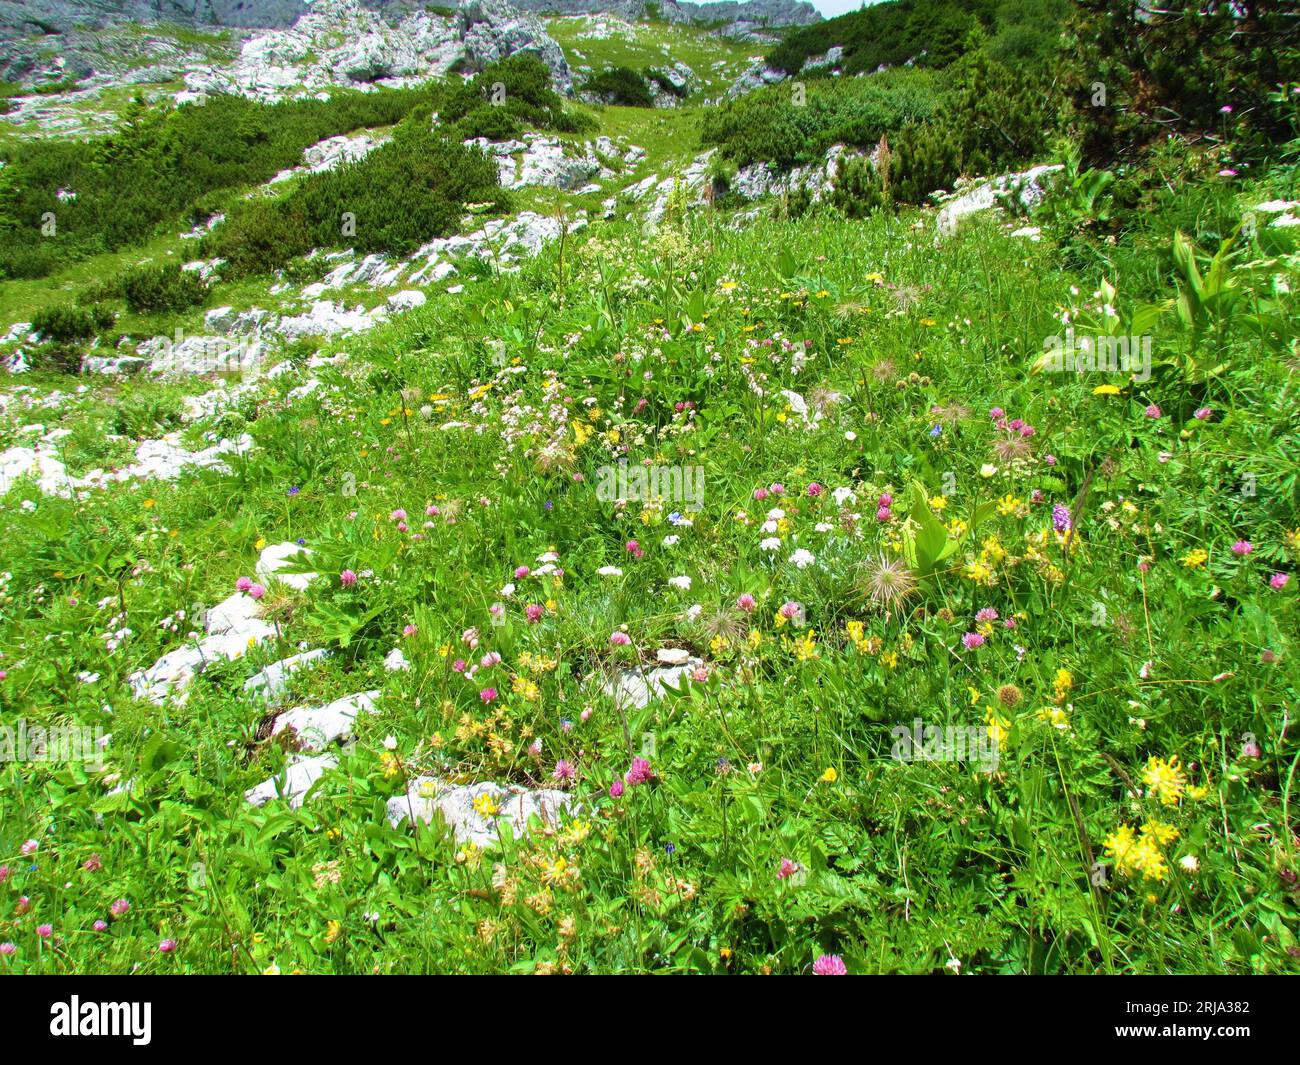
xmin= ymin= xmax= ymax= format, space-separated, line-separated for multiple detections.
xmin=0 ymin=0 xmax=1298 ymax=982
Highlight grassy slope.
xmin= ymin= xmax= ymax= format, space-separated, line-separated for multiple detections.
xmin=0 ymin=17 xmax=1297 ymax=976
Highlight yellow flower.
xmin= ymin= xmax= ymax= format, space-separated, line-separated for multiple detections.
xmin=1180 ymin=548 xmax=1208 ymax=568
xmin=1053 ymin=669 xmax=1073 ymax=697
xmin=984 ymin=706 xmax=1011 ymax=749
xmin=929 ymin=495 xmax=948 ymax=511
xmin=1104 ymin=821 xmax=1177 ymax=881
xmin=881 ymin=650 xmax=899 ymax=669
xmin=1141 ymin=820 xmax=1179 ymax=845
xmin=820 ymin=767 xmax=838 ymax=783
xmin=996 ymin=493 xmax=1022 ymax=517
xmin=791 ymin=631 xmax=818 ymax=661
xmin=325 ymin=920 xmax=341 ymax=944
xmin=1142 ymin=756 xmax=1187 ymax=806
xmin=472 ymin=793 xmax=501 ymax=818
xmin=1036 ymin=706 xmax=1070 ymax=730
xmin=255 ymin=537 xmax=267 ymax=550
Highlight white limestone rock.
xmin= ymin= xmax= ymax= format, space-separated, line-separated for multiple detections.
xmin=255 ymin=541 xmax=317 ymax=592
xmin=386 ymin=776 xmax=576 ymax=848
xmin=935 ymin=164 xmax=1063 ymax=237
xmin=270 ymin=690 xmax=381 ymax=752
xmin=244 ymin=753 xmax=339 ymax=809
xmin=244 ymin=648 xmax=330 ymax=701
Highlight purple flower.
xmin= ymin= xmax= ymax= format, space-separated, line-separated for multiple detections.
xmin=962 ymin=632 xmax=985 ymax=650
xmin=339 ymin=569 xmax=358 ymax=587
xmin=1231 ymin=540 xmax=1252 ymax=556
xmin=813 ymin=953 xmax=848 ymax=975
xmin=625 ymin=756 xmax=653 ymax=786
xmin=1052 ymin=504 xmax=1072 ymax=533
xmin=1270 ymin=573 xmax=1290 ymax=590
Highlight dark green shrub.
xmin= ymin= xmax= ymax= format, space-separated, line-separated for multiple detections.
xmin=121 ymin=263 xmax=209 ymax=314
xmin=28 ymin=341 xmax=86 ymax=374
xmin=830 ymin=151 xmax=891 ymax=217
xmin=767 ymin=0 xmax=999 ymax=76
xmin=454 ymin=105 xmax=523 ymax=142
xmin=582 ymin=67 xmax=654 ymax=108
xmin=1062 ymin=0 xmax=1297 ymax=167
xmin=700 ymin=69 xmax=940 ymax=169
xmin=0 ymin=84 xmax=434 ymax=280
xmin=207 ymin=116 xmax=506 ymax=278
xmin=890 ymin=120 xmax=961 ymax=204
xmin=30 ymin=302 xmax=114 ymax=342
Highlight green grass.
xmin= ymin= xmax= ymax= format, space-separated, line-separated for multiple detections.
xmin=0 ymin=10 xmax=1297 ymax=976
xmin=1 ymin=167 xmax=1297 ymax=972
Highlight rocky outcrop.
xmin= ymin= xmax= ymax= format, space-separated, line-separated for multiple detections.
xmin=726 ymin=58 xmax=787 ymax=98
xmin=731 ymin=143 xmax=863 ymax=202
xmin=180 ymin=0 xmax=573 ymax=102
xmin=509 ymin=1 xmax=819 ymax=27
xmin=934 ymin=165 xmax=1063 ymax=237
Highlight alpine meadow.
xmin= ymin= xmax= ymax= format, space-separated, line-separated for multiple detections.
xmin=0 ymin=0 xmax=1297 ymax=980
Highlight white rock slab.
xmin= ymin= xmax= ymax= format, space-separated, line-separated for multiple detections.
xmin=386 ymin=776 xmax=575 ymax=848
xmin=244 ymin=648 xmax=330 ymax=700
xmin=270 ymin=689 xmax=380 ymax=752
xmin=244 ymin=753 xmax=339 ymax=809
xmin=255 ymin=541 xmax=317 ymax=592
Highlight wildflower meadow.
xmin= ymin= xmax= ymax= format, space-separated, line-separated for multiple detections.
xmin=0 ymin=0 xmax=1297 ymax=992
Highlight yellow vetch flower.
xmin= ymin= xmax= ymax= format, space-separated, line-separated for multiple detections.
xmin=791 ymin=630 xmax=818 ymax=661
xmin=1142 ymin=756 xmax=1187 ymax=806
xmin=472 ymin=793 xmax=501 ymax=817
